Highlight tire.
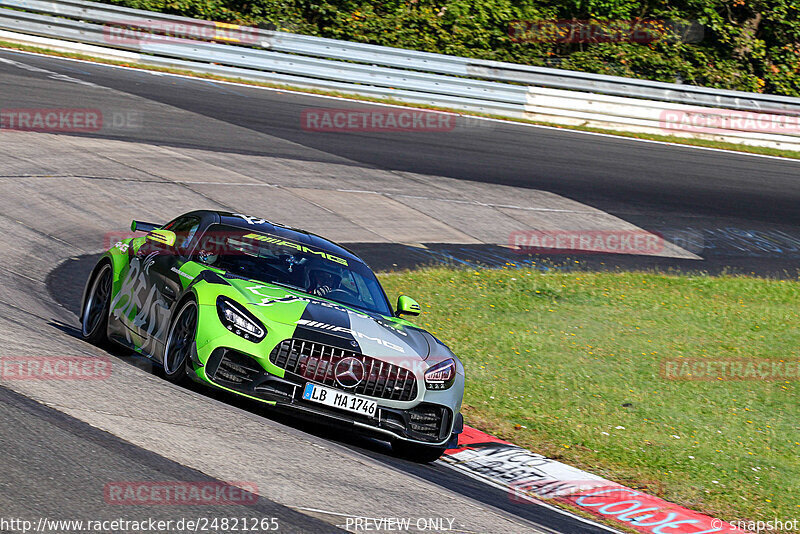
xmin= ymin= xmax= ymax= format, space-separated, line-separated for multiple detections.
xmin=392 ymin=440 xmax=447 ymax=463
xmin=81 ymin=263 xmax=112 ymax=346
xmin=163 ymin=299 xmax=197 ymax=383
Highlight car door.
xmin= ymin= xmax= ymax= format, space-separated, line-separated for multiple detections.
xmin=134 ymin=216 xmax=201 ymax=356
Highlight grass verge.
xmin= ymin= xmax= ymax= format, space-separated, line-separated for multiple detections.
xmin=2 ymin=39 xmax=800 ymax=161
xmin=378 ymin=267 xmax=799 ymax=523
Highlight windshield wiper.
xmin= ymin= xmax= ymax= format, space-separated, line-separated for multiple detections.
xmin=220 ymin=270 xmax=255 ymax=281
xmin=268 ymin=280 xmax=309 ymax=293
xmin=258 ymin=280 xmax=384 ymax=316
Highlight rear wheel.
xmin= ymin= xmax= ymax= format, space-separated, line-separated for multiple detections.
xmin=163 ymin=300 xmax=197 ymax=383
xmin=81 ymin=263 xmax=112 ymax=345
xmin=392 ymin=440 xmax=447 ymax=463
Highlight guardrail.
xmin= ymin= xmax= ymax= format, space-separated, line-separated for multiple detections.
xmin=4 ymin=0 xmax=800 ymax=114
xmin=1 ymin=0 xmax=799 ymax=149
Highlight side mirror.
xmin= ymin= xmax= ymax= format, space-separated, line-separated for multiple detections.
xmin=146 ymin=229 xmax=177 ymax=248
xmin=396 ymin=295 xmax=421 ymax=317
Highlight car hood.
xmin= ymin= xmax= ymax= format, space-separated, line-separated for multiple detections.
xmin=224 ymin=278 xmax=433 ymax=361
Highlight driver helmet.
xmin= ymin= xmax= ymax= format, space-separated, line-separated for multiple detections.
xmin=197 ymin=249 xmax=218 ymax=265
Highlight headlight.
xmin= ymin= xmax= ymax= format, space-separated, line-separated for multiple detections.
xmin=216 ymin=296 xmax=266 ymax=342
xmin=424 ymin=358 xmax=456 ymax=390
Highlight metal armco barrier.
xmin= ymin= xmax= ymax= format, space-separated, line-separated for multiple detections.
xmin=1 ymin=0 xmax=800 ymax=149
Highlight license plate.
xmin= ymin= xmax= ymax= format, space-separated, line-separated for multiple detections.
xmin=302 ymin=383 xmax=377 ymax=417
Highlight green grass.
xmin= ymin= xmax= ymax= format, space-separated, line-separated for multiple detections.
xmin=378 ymin=268 xmax=800 ymax=523
xmin=3 ymin=39 xmax=800 ymax=161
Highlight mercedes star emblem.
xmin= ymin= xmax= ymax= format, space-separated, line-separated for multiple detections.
xmin=334 ymin=357 xmax=365 ymax=388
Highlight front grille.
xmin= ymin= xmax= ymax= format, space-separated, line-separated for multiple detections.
xmin=269 ymin=339 xmax=418 ymax=402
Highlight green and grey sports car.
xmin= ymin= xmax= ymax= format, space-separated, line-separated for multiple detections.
xmin=81 ymin=210 xmax=464 ymax=461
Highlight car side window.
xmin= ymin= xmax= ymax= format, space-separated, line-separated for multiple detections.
xmin=180 ymin=222 xmax=200 ymax=252
xmin=351 ymin=273 xmax=377 ymax=308
xmin=164 ymin=216 xmax=201 ymax=255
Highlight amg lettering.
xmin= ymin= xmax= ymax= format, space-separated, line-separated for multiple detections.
xmin=242 ymin=233 xmax=348 ymax=266
xmin=296 ymin=320 xmax=406 ymax=353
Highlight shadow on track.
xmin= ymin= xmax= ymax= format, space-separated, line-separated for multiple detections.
xmin=46 ymin=253 xmax=615 ymax=534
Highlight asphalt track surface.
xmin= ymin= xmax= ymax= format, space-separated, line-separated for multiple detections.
xmin=3 ymin=49 xmax=800 ymax=272
xmin=0 ymin=47 xmax=799 ymax=534
xmin=0 ymin=384 xmax=338 ymax=533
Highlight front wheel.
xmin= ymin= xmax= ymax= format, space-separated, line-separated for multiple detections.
xmin=392 ymin=440 xmax=447 ymax=463
xmin=81 ymin=263 xmax=112 ymax=345
xmin=163 ymin=299 xmax=197 ymax=383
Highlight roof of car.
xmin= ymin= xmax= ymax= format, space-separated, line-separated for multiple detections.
xmin=208 ymin=211 xmax=364 ymax=265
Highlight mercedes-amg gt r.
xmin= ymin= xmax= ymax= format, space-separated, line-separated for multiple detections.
xmin=81 ymin=210 xmax=464 ymax=461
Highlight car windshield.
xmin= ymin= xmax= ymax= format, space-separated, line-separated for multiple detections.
xmin=192 ymin=224 xmax=393 ymax=316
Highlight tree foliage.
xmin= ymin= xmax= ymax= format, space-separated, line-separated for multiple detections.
xmin=104 ymin=0 xmax=800 ymax=96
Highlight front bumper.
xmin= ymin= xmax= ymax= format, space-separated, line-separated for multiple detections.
xmin=195 ymin=347 xmax=461 ymax=446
